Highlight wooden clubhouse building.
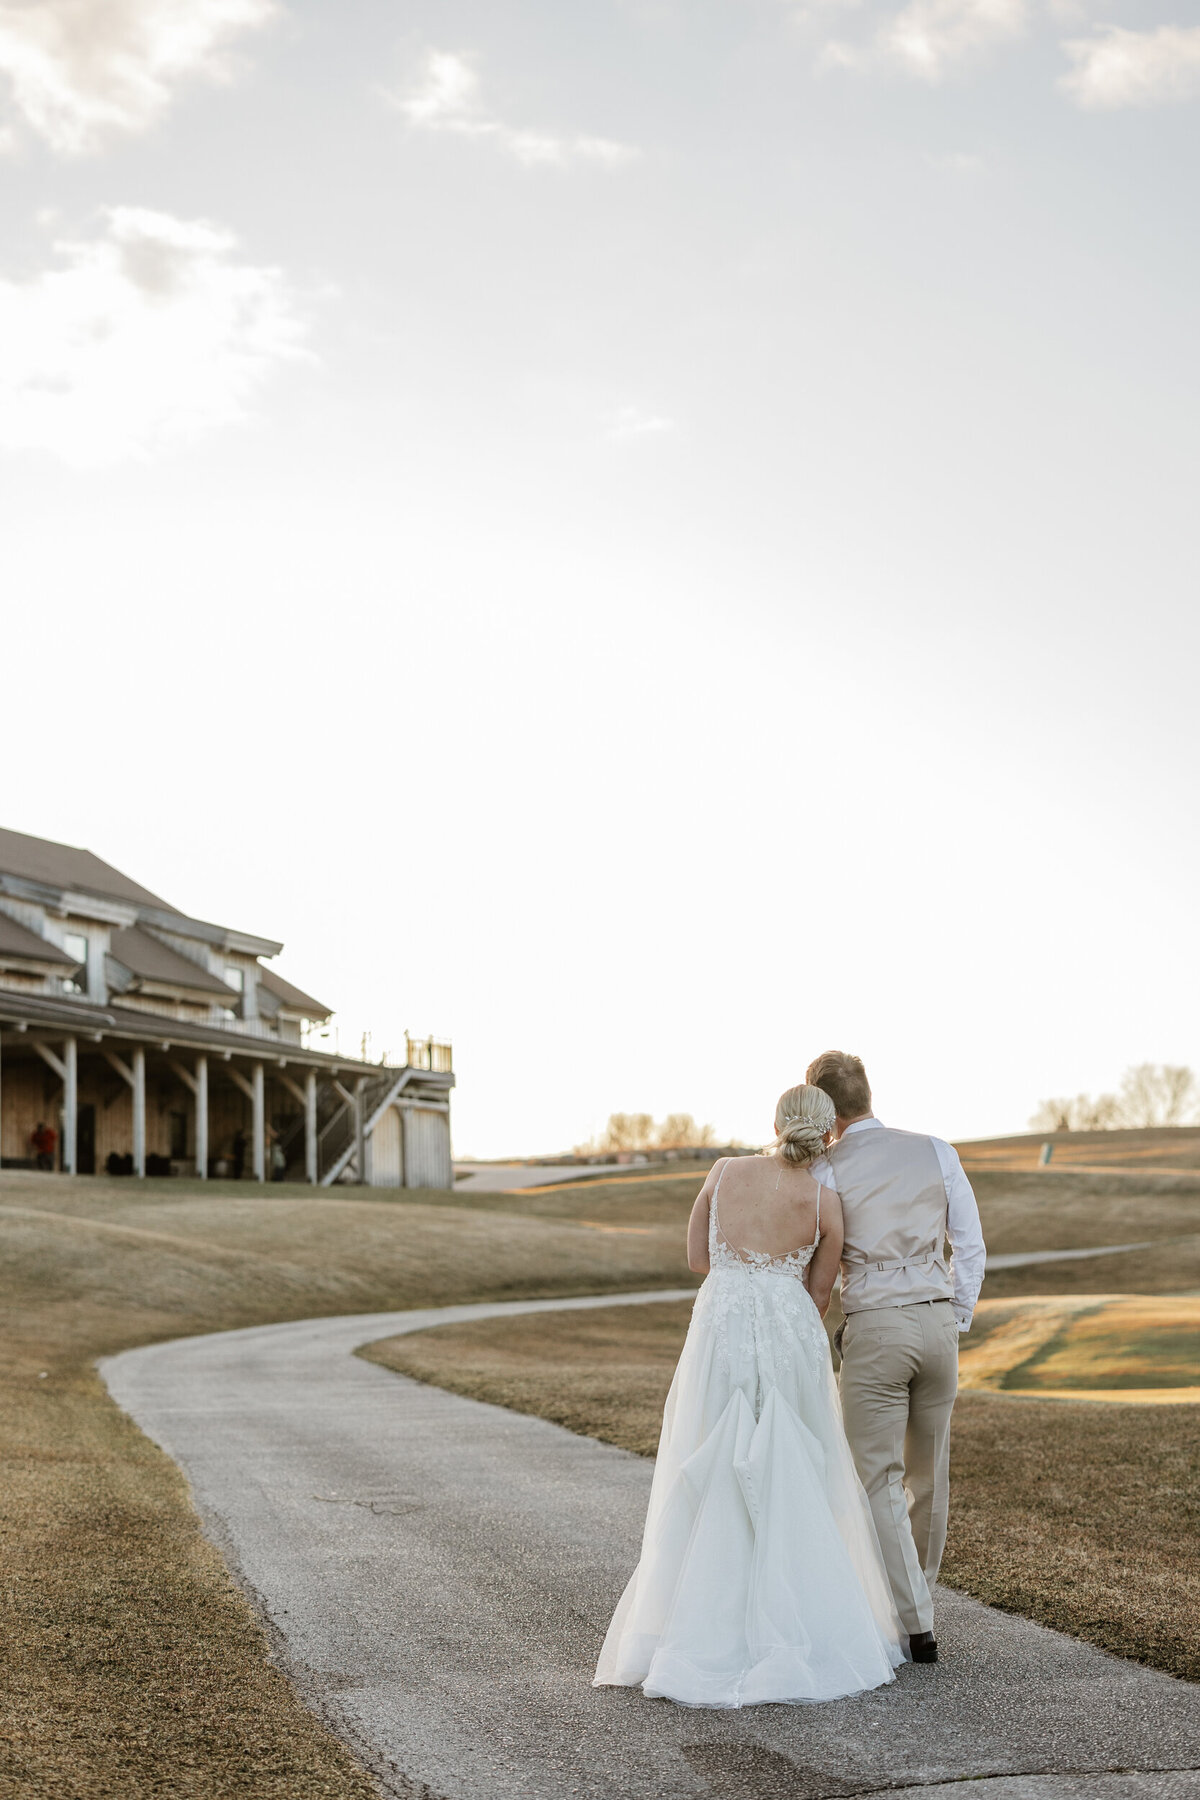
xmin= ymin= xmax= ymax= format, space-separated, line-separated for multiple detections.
xmin=0 ymin=828 xmax=453 ymax=1187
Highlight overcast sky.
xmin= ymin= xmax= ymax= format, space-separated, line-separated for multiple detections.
xmin=2 ymin=0 xmax=1197 ymax=1156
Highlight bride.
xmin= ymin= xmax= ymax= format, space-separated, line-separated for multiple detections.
xmin=594 ymin=1084 xmax=905 ymax=1708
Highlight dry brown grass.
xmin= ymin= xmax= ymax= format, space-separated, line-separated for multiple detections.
xmin=1 ymin=1359 xmax=383 ymax=1800
xmin=982 ymin=1235 xmax=1200 ymax=1300
xmin=967 ymin=1166 xmax=1200 ymax=1258
xmin=360 ymin=1299 xmax=690 ymax=1458
xmin=944 ymin=1391 xmax=1200 ymax=1679
xmin=366 ymin=1292 xmax=1200 ymax=1683
xmin=961 ymin=1124 xmax=1200 ymax=1174
xmin=0 ymin=1168 xmax=695 ymax=1800
xmin=960 ymin=1295 xmax=1200 ymax=1397
xmin=8 ymin=1152 xmax=1199 ymax=1796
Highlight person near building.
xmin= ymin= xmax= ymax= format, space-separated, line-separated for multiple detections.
xmin=31 ymin=1120 xmax=57 ymax=1170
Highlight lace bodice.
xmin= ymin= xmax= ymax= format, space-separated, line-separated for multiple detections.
xmin=708 ymin=1158 xmax=821 ymax=1278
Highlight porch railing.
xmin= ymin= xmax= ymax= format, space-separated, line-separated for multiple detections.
xmin=405 ymin=1035 xmax=453 ymax=1073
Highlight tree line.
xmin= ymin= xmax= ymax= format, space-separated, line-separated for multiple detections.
xmin=576 ymin=1112 xmax=718 ymax=1154
xmin=1030 ymin=1063 xmax=1199 ymax=1132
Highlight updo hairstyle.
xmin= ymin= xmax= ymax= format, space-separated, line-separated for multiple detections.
xmin=771 ymin=1083 xmax=836 ymax=1168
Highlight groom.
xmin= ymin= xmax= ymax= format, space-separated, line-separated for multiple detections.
xmin=808 ymin=1051 xmax=986 ymax=1665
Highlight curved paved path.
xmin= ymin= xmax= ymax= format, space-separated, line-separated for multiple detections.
xmin=101 ymin=1293 xmax=1200 ymax=1800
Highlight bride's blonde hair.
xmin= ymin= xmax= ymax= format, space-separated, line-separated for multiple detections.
xmin=770 ymin=1083 xmax=836 ymax=1168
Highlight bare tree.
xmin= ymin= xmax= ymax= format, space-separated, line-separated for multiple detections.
xmin=575 ymin=1111 xmax=719 ymax=1154
xmin=1115 ymin=1063 xmax=1199 ymax=1128
xmin=598 ymin=1112 xmax=657 ymax=1151
xmin=1029 ymin=1093 xmax=1119 ymax=1132
xmin=1030 ymin=1064 xmax=1198 ymax=1132
xmin=1029 ymin=1097 xmax=1077 ymax=1133
xmin=656 ymin=1113 xmax=717 ymax=1148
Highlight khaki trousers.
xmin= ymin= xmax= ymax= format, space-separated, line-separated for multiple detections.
xmin=838 ymin=1298 xmax=959 ymax=1637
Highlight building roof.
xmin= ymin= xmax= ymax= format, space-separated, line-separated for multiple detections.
xmin=258 ymin=966 xmax=332 ymax=1020
xmin=0 ymin=988 xmax=115 ymax=1031
xmin=0 ymin=985 xmax=454 ymax=1085
xmin=0 ymin=827 xmax=281 ymax=955
xmin=0 ymin=827 xmax=179 ymax=912
xmin=108 ymin=926 xmax=234 ymax=997
xmin=0 ymin=910 xmax=77 ymax=966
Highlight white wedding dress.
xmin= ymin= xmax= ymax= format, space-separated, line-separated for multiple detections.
xmin=594 ymin=1161 xmax=905 ymax=1708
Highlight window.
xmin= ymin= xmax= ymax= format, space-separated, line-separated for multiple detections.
xmin=63 ymin=931 xmax=88 ymax=995
xmin=221 ymin=966 xmax=244 ymax=1018
xmin=168 ymin=1111 xmax=188 ymax=1160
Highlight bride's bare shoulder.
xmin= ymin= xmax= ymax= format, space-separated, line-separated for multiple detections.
xmin=698 ymin=1154 xmax=733 ymax=1194
xmin=716 ymin=1152 xmax=775 ymax=1191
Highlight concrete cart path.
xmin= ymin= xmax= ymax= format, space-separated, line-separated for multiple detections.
xmin=101 ymin=1294 xmax=1200 ymax=1800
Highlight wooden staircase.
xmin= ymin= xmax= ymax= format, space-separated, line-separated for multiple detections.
xmin=318 ymin=1065 xmax=416 ymax=1185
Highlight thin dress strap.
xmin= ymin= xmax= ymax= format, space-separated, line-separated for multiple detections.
xmin=709 ymin=1158 xmax=731 ymax=1251
xmin=812 ymin=1180 xmax=821 ymax=1246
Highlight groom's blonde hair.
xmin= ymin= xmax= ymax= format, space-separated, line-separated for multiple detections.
xmin=806 ymin=1051 xmax=872 ymax=1120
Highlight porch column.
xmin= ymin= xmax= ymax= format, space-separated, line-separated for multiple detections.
xmin=63 ymin=1037 xmax=77 ymax=1175
xmin=252 ymin=1062 xmax=265 ymax=1182
xmin=132 ymin=1046 xmax=146 ymax=1178
xmin=195 ymin=1055 xmax=208 ymax=1180
xmin=305 ymin=1069 xmax=317 ymax=1185
xmin=354 ymin=1077 xmax=366 ymax=1186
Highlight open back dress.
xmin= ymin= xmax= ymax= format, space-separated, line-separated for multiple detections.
xmin=594 ymin=1158 xmax=905 ymax=1708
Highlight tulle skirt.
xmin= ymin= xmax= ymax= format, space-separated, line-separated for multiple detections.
xmin=594 ymin=1267 xmax=905 ymax=1708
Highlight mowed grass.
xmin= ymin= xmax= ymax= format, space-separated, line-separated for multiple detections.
xmin=949 ymin=1164 xmax=1200 ymax=1306
xmin=961 ymin=1124 xmax=1200 ymax=1174
xmin=965 ymin=1166 xmax=1200 ymax=1258
xmin=7 ymin=1153 xmax=1200 ymax=1796
xmin=0 ymin=1168 xmax=696 ymax=1800
xmin=961 ymin=1295 xmax=1200 ymax=1399
xmin=468 ymin=1162 xmax=1200 ymax=1278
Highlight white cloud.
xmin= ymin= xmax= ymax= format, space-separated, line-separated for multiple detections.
xmin=0 ymin=207 xmax=309 ymax=463
xmin=822 ymin=0 xmax=1027 ymax=80
xmin=0 ymin=0 xmax=276 ymax=155
xmin=878 ymin=0 xmax=1027 ymax=80
xmin=606 ymin=404 xmax=676 ymax=441
xmin=390 ymin=49 xmax=639 ymax=169
xmin=1060 ymin=25 xmax=1200 ymax=110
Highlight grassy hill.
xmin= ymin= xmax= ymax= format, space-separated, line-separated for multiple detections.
xmin=959 ymin=1124 xmax=1200 ymax=1173
xmin=0 ymin=1168 xmax=693 ymax=1800
xmin=4 ymin=1150 xmax=1199 ymax=1796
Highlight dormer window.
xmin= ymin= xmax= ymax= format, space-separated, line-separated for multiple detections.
xmin=63 ymin=931 xmax=88 ymax=995
xmin=222 ymin=964 xmax=243 ymax=1020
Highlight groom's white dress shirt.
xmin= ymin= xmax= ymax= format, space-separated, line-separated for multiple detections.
xmin=813 ymin=1117 xmax=986 ymax=1331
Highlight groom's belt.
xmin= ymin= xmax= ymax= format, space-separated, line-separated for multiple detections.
xmin=844 ymin=1247 xmax=945 ymax=1274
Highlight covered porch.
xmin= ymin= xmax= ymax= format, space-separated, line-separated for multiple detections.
xmin=0 ymin=994 xmax=454 ymax=1188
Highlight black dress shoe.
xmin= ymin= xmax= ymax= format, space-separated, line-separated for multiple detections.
xmin=908 ymin=1631 xmax=938 ymax=1663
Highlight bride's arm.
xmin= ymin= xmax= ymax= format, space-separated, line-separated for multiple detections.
xmin=686 ymin=1159 xmax=724 ymax=1273
xmin=807 ymin=1190 xmax=844 ymax=1317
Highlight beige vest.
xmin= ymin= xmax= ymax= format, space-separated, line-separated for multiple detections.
xmin=829 ymin=1124 xmax=954 ymax=1314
